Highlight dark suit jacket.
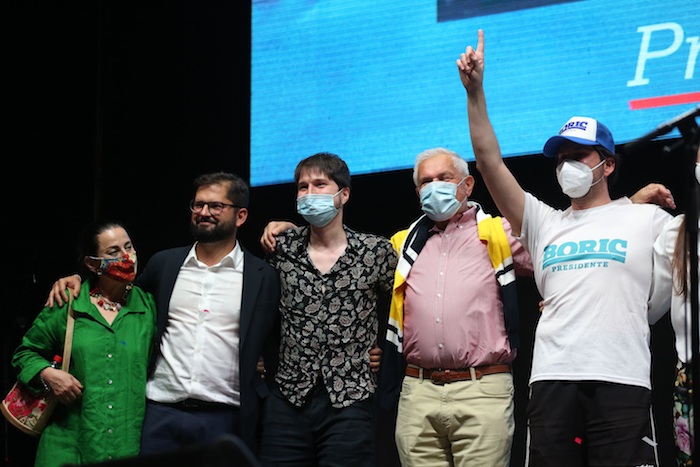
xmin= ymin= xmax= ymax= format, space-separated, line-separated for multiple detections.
xmin=136 ymin=243 xmax=281 ymax=452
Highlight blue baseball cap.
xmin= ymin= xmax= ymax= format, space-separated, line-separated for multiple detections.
xmin=543 ymin=116 xmax=615 ymax=158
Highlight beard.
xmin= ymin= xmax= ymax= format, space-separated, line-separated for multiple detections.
xmin=190 ymin=216 xmax=237 ymax=243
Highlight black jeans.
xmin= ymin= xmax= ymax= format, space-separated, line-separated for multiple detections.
xmin=258 ymin=384 xmax=376 ymax=467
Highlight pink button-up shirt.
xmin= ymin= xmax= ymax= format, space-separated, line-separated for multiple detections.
xmin=403 ymin=207 xmax=533 ymax=369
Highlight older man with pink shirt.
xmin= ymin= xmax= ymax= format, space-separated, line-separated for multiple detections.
xmin=380 ymin=147 xmax=533 ymax=466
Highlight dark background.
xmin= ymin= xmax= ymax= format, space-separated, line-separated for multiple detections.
xmin=4 ymin=2 xmax=695 ymax=466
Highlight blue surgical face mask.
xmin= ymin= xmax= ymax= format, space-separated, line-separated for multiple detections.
xmin=419 ymin=178 xmax=466 ymax=222
xmin=296 ymin=191 xmax=342 ymax=227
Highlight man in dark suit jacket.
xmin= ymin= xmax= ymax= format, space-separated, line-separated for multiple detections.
xmin=47 ymin=172 xmax=280 ymax=457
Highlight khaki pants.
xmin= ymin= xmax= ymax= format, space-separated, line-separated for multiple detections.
xmin=395 ymin=372 xmax=514 ymax=467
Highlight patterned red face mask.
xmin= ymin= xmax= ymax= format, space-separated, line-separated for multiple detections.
xmin=89 ymin=253 xmax=137 ymax=282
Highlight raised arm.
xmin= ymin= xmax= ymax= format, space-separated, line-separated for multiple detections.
xmin=457 ymin=29 xmax=526 ymax=235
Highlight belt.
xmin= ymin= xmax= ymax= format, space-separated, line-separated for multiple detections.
xmin=148 ymin=398 xmax=237 ymax=411
xmin=405 ymin=364 xmax=511 ymax=385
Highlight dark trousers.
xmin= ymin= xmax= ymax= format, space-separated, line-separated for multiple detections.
xmin=258 ymin=384 xmax=376 ymax=467
xmin=140 ymin=400 xmax=241 ymax=456
xmin=527 ymin=381 xmax=658 ymax=467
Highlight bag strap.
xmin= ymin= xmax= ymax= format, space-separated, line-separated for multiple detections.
xmin=61 ymin=294 xmax=76 ymax=372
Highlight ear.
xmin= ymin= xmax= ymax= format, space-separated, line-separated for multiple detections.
xmin=84 ymin=256 xmax=100 ymax=275
xmin=235 ymin=207 xmax=248 ymax=228
xmin=339 ymin=186 xmax=351 ymax=207
xmin=604 ymin=157 xmax=616 ymax=177
xmin=463 ymin=175 xmax=476 ymax=198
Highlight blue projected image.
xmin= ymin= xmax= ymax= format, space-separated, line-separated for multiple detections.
xmin=251 ymin=0 xmax=699 ymax=187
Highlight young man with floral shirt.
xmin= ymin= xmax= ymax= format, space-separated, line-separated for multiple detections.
xmin=258 ymin=152 xmax=397 ymax=466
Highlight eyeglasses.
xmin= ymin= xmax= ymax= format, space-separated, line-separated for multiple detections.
xmin=189 ymin=200 xmax=239 ymax=216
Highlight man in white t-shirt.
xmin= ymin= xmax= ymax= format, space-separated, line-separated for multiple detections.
xmin=456 ymin=30 xmax=673 ymax=466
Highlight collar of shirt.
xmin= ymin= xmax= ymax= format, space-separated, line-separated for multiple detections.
xmin=290 ymin=224 xmax=361 ymax=259
xmin=428 ymin=204 xmax=477 ymax=235
xmin=183 ymin=241 xmax=244 ymax=270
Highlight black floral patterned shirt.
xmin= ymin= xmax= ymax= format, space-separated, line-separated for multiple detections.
xmin=268 ymin=225 xmax=397 ymax=408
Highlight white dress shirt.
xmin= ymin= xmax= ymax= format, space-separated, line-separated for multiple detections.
xmin=146 ymin=242 xmax=244 ymax=406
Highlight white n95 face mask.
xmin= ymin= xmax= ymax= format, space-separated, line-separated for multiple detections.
xmin=556 ymin=159 xmax=605 ymax=199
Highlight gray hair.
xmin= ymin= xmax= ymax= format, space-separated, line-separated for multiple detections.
xmin=412 ymin=148 xmax=470 ymax=187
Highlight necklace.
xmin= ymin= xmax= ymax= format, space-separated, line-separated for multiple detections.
xmin=90 ymin=287 xmax=125 ymax=312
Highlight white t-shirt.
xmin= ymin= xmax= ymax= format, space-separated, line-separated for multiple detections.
xmin=649 ymin=214 xmax=700 ymax=363
xmin=520 ymin=193 xmax=672 ymax=389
